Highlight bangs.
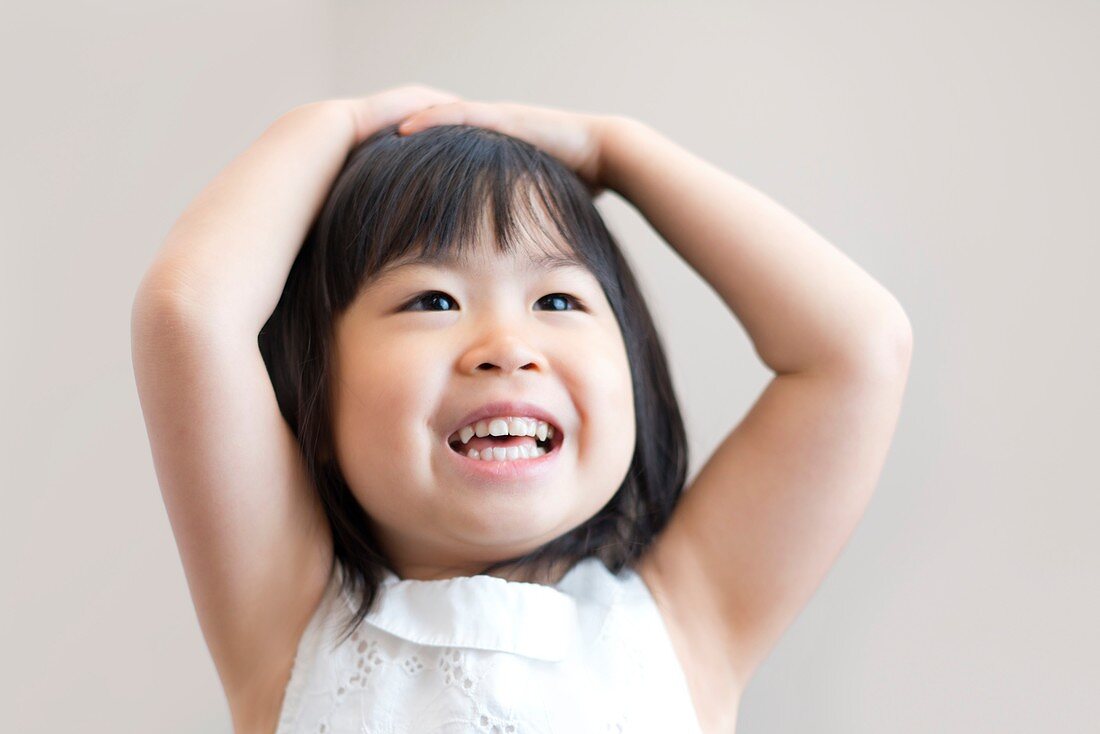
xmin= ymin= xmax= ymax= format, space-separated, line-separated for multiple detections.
xmin=319 ymin=123 xmax=605 ymax=306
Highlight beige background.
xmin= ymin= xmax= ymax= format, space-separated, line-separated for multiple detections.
xmin=2 ymin=1 xmax=1097 ymax=731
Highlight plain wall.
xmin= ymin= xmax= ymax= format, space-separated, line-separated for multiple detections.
xmin=2 ymin=1 xmax=1096 ymax=731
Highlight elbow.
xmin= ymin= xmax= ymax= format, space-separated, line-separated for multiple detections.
xmin=130 ymin=267 xmax=214 ymax=357
xmin=131 ymin=275 xmax=185 ymax=344
xmin=834 ymin=301 xmax=914 ymax=379
xmin=862 ymin=303 xmax=913 ymax=377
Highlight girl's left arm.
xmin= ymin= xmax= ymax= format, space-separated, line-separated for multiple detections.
xmin=596 ymin=115 xmax=913 ymax=691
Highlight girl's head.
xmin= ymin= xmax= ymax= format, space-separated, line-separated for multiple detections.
xmin=259 ymin=123 xmax=687 ymax=640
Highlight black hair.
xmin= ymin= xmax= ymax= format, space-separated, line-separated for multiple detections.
xmin=258 ymin=123 xmax=688 ymax=646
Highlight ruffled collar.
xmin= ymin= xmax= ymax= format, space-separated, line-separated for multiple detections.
xmin=339 ymin=557 xmax=621 ymax=662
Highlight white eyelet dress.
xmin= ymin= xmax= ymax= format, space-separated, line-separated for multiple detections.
xmin=273 ymin=556 xmax=704 ymax=733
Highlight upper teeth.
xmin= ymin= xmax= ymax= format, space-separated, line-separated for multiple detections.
xmin=451 ymin=416 xmax=556 ymax=445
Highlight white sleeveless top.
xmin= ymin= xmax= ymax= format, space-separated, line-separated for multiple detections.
xmin=274 ymin=556 xmax=704 ymax=733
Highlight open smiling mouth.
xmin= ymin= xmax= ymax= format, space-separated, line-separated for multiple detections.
xmin=447 ymin=418 xmax=563 ymax=462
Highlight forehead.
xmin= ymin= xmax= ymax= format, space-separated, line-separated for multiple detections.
xmin=366 ymin=240 xmax=590 ymax=289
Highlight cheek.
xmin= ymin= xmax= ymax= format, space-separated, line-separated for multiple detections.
xmin=584 ymin=324 xmax=635 ymax=414
xmin=332 ymin=341 xmax=441 ymax=476
xmin=571 ymin=334 xmax=636 ymax=459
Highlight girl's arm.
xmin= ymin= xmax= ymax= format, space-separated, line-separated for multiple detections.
xmin=598 ymin=116 xmax=911 ymax=375
xmin=595 ymin=115 xmax=913 ymax=694
xmin=130 ymin=86 xmax=458 ymax=732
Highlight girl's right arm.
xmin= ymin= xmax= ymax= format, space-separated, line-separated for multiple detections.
xmin=130 ymin=86 xmax=458 ymax=732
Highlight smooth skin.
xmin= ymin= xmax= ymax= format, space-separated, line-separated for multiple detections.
xmin=132 ymin=85 xmax=912 ymax=734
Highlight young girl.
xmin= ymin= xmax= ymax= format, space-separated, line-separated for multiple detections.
xmin=131 ymin=85 xmax=912 ymax=734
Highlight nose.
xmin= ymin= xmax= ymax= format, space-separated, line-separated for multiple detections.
xmin=458 ymin=330 xmax=546 ymax=375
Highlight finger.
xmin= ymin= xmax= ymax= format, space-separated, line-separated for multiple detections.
xmin=395 ymin=84 xmax=463 ymax=110
xmin=397 ymin=101 xmax=508 ymax=136
xmin=345 ymin=86 xmax=463 ymax=141
xmin=375 ymin=87 xmax=462 ymax=125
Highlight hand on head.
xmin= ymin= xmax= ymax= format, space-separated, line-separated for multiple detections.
xmin=344 ymin=86 xmax=611 ymax=196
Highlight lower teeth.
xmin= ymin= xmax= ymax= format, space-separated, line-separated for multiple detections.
xmin=467 ymin=445 xmax=548 ymax=462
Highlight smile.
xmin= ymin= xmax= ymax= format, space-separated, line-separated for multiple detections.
xmin=447 ymin=416 xmax=562 ymax=461
xmin=443 ymin=425 xmax=564 ymax=484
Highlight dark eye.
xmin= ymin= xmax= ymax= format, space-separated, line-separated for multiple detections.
xmin=537 ymin=293 xmax=585 ymax=312
xmin=404 ymin=291 xmax=457 ymax=311
xmin=401 ymin=291 xmax=585 ymax=313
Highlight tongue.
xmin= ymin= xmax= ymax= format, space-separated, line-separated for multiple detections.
xmin=461 ymin=435 xmax=539 ymax=453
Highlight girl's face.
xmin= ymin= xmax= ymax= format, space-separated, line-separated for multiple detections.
xmin=331 ymin=236 xmax=636 ymax=582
